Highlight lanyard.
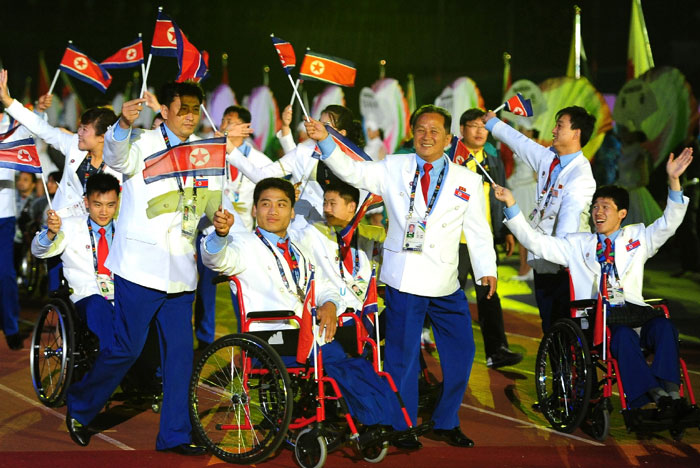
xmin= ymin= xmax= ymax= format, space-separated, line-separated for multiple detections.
xmin=81 ymin=153 xmax=106 ymax=195
xmin=160 ymin=123 xmax=197 ymax=199
xmin=86 ymin=218 xmax=114 ymax=275
xmin=255 ymin=228 xmax=306 ymax=300
xmin=335 ymin=230 xmax=360 ymax=280
xmin=407 ymin=161 xmax=446 ymax=220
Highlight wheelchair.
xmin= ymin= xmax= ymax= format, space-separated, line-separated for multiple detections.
xmin=189 ymin=276 xmax=429 ymax=467
xmin=534 ymin=290 xmax=700 ymax=441
xmin=29 ymin=282 xmax=163 ymax=412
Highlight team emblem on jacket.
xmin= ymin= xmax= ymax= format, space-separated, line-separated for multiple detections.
xmin=626 ymin=239 xmax=641 ymax=251
xmin=454 ymin=186 xmax=470 ymax=202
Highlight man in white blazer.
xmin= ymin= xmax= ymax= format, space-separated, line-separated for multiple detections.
xmin=482 ymin=106 xmax=596 ymax=333
xmin=305 ymin=105 xmax=498 ymax=449
xmin=63 ymin=82 xmax=221 ymax=455
xmin=31 ymin=173 xmax=119 ymax=351
xmin=0 ymin=70 xmax=120 ymax=218
xmin=494 ymin=147 xmax=692 ymax=412
xmin=202 ymin=177 xmax=402 ymax=427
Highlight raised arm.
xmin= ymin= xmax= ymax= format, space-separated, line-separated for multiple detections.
xmin=482 ymin=111 xmax=550 ymax=173
xmin=30 ymin=210 xmax=68 ymax=258
xmin=200 ymin=207 xmax=247 ymax=276
xmin=0 ymin=69 xmax=75 ymax=156
xmin=103 ymin=97 xmax=147 ymax=175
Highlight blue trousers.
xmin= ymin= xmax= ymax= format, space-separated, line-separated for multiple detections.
xmin=74 ymin=294 xmax=115 ymax=352
xmin=194 ymin=233 xmax=218 ymax=344
xmin=0 ymin=217 xmax=19 ymax=336
xmin=384 ymin=286 xmax=475 ymax=430
xmin=67 ymin=275 xmax=195 ymax=450
xmin=534 ymin=270 xmax=571 ymax=333
xmin=610 ymin=317 xmax=680 ymax=408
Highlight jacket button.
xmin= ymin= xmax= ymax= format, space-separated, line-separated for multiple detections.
xmin=399 ymin=192 xmax=404 ymax=196
xmin=454 ymin=206 xmax=459 ymax=210
xmin=164 ymin=203 xmax=169 ymax=208
xmin=442 ymin=223 xmax=447 ymax=227
xmin=430 ymin=243 xmax=435 ymax=248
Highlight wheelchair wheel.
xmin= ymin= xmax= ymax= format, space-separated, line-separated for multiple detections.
xmin=535 ymin=319 xmax=592 ymax=433
xmin=589 ymin=405 xmax=610 ymax=441
xmin=295 ymin=427 xmax=328 ymax=468
xmin=670 ymin=428 xmax=685 ymax=441
xmin=362 ymin=440 xmax=389 ymax=463
xmin=190 ymin=333 xmax=293 ymax=464
xmin=30 ymin=300 xmax=75 ymax=407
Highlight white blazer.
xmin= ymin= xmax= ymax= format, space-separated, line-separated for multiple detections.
xmin=30 ymin=214 xmax=112 ymax=303
xmin=505 ymin=195 xmax=688 ymax=305
xmin=103 ymin=125 xmax=221 ymax=293
xmin=200 ymin=231 xmax=339 ymax=331
xmin=227 ymin=139 xmax=324 ymax=227
xmin=290 ymin=222 xmax=373 ymax=313
xmin=224 ymin=145 xmax=272 ymax=230
xmin=321 ymin=148 xmax=497 ymax=297
xmin=491 ymin=120 xmax=596 ymax=273
xmin=4 ymin=100 xmax=122 ymax=214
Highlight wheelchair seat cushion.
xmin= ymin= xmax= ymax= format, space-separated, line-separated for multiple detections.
xmin=607 ymin=303 xmax=666 ymax=329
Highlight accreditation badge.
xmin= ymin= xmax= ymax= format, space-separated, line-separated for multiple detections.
xmin=348 ymin=278 xmax=367 ymax=299
xmin=402 ymin=215 xmax=426 ymax=252
xmin=606 ymin=277 xmax=625 ymax=307
xmin=181 ymin=197 xmax=197 ymax=240
xmin=96 ymin=273 xmax=115 ymax=301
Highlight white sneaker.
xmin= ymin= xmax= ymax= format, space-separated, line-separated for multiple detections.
xmin=510 ymin=270 xmax=534 ymax=282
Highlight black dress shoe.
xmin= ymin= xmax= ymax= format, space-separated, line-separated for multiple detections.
xmin=486 ymin=346 xmax=523 ymax=369
xmin=6 ymin=333 xmax=23 ymax=350
xmin=66 ymin=413 xmax=91 ymax=447
xmin=433 ymin=427 xmax=474 ymax=447
xmin=392 ymin=434 xmax=422 ymax=450
xmin=161 ymin=443 xmax=207 ymax=456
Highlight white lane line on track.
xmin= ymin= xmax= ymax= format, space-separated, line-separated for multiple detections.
xmin=0 ymin=383 xmax=134 ymax=451
xmin=461 ymin=403 xmax=605 ymax=447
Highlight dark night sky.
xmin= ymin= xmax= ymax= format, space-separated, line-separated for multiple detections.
xmin=2 ymin=0 xmax=699 ymax=114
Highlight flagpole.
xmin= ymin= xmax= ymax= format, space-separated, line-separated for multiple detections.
xmin=289 ymin=78 xmax=300 ymax=107
xmin=39 ymin=172 xmax=53 ymax=211
xmin=574 ymin=5 xmax=581 ymax=80
xmin=492 ymin=102 xmax=506 ymax=114
xmin=466 ymin=155 xmax=496 ymax=186
xmin=47 ymin=69 xmax=61 ymax=96
xmin=222 ymin=131 xmax=228 ymax=208
xmin=140 ymin=55 xmax=152 ymax=98
xmin=286 ymin=74 xmax=310 ymax=121
xmin=200 ymin=104 xmax=218 ymax=132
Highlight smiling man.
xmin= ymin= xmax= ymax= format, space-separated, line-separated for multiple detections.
xmin=494 ymin=147 xmax=693 ymax=414
xmin=482 ymin=106 xmax=596 ymax=333
xmin=304 ymin=104 xmax=497 ymax=449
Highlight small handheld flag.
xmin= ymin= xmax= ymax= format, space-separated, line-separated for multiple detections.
xmin=58 ymin=44 xmax=113 ymax=93
xmin=494 ymin=92 xmax=534 ymax=117
xmin=150 ymin=10 xmax=179 ymax=57
xmin=271 ymin=36 xmax=296 ymax=75
xmin=142 ymin=137 xmax=226 ymax=184
xmin=101 ymin=37 xmax=145 ymax=69
xmin=296 ymin=269 xmax=317 ymax=364
xmin=175 ymin=26 xmax=209 ymax=83
xmin=299 ymin=51 xmax=356 ymax=87
xmin=325 ymin=125 xmax=373 ymax=162
xmin=0 ymin=139 xmax=42 ymax=173
xmin=446 ymin=135 xmax=471 ymax=166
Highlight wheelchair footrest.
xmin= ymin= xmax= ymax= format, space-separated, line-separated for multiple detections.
xmin=623 ymin=404 xmax=700 ymax=432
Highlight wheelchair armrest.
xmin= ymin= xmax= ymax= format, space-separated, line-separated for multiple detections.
xmin=644 ymin=298 xmax=667 ymax=307
xmin=247 ymin=310 xmax=296 ymax=319
xmin=570 ymin=299 xmax=598 ymax=309
xmin=212 ymin=275 xmax=231 ymax=285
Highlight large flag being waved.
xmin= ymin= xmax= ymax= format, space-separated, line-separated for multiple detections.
xmin=142 ymin=137 xmax=225 ymax=184
xmin=325 ymin=125 xmax=372 ymax=162
xmin=503 ymin=93 xmax=534 ymax=117
xmin=150 ymin=11 xmax=178 ymax=57
xmin=101 ymin=37 xmax=145 ymax=69
xmin=296 ymin=270 xmax=316 ymax=364
xmin=447 ymin=136 xmax=472 ymax=166
xmin=271 ymin=36 xmax=296 ymax=75
xmin=175 ymin=25 xmax=209 ymax=82
xmin=627 ymin=0 xmax=654 ymax=80
xmin=300 ymin=51 xmax=356 ymax=87
xmin=0 ymin=139 xmax=42 ymax=173
xmin=58 ymin=44 xmax=113 ymax=93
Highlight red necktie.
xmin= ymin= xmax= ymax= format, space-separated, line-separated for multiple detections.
xmin=97 ymin=227 xmax=110 ymax=275
xmin=603 ymin=238 xmax=613 ymax=264
xmin=421 ymin=163 xmax=433 ymax=203
xmin=276 ymin=239 xmax=296 ymax=273
xmin=544 ymin=156 xmax=560 ymax=189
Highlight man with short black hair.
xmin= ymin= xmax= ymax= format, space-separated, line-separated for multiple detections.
xmin=482 ymin=105 xmax=597 ymax=333
xmin=31 ymin=172 xmax=120 ymax=351
xmin=306 ymin=104 xmax=497 ymax=449
xmin=494 ymin=147 xmax=693 ymax=413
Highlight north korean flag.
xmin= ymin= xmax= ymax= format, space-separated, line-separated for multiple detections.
xmin=361 ymin=268 xmax=379 ymax=334
xmin=150 ymin=11 xmax=178 ymax=57
xmin=447 ymin=136 xmax=472 ymax=166
xmin=174 ymin=26 xmax=209 ymax=83
xmin=0 ymin=139 xmax=42 ymax=173
xmin=142 ymin=137 xmax=226 ymax=184
xmin=58 ymin=44 xmax=112 ymax=93
xmin=337 ymin=192 xmax=383 ymax=253
xmin=299 ymin=51 xmax=356 ymax=87
xmin=101 ymin=37 xmax=145 ymax=69
xmin=296 ymin=270 xmax=316 ymax=364
xmin=326 ymin=125 xmax=372 ymax=162
xmin=271 ymin=36 xmax=296 ymax=75
xmin=503 ymin=92 xmax=534 ymax=117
